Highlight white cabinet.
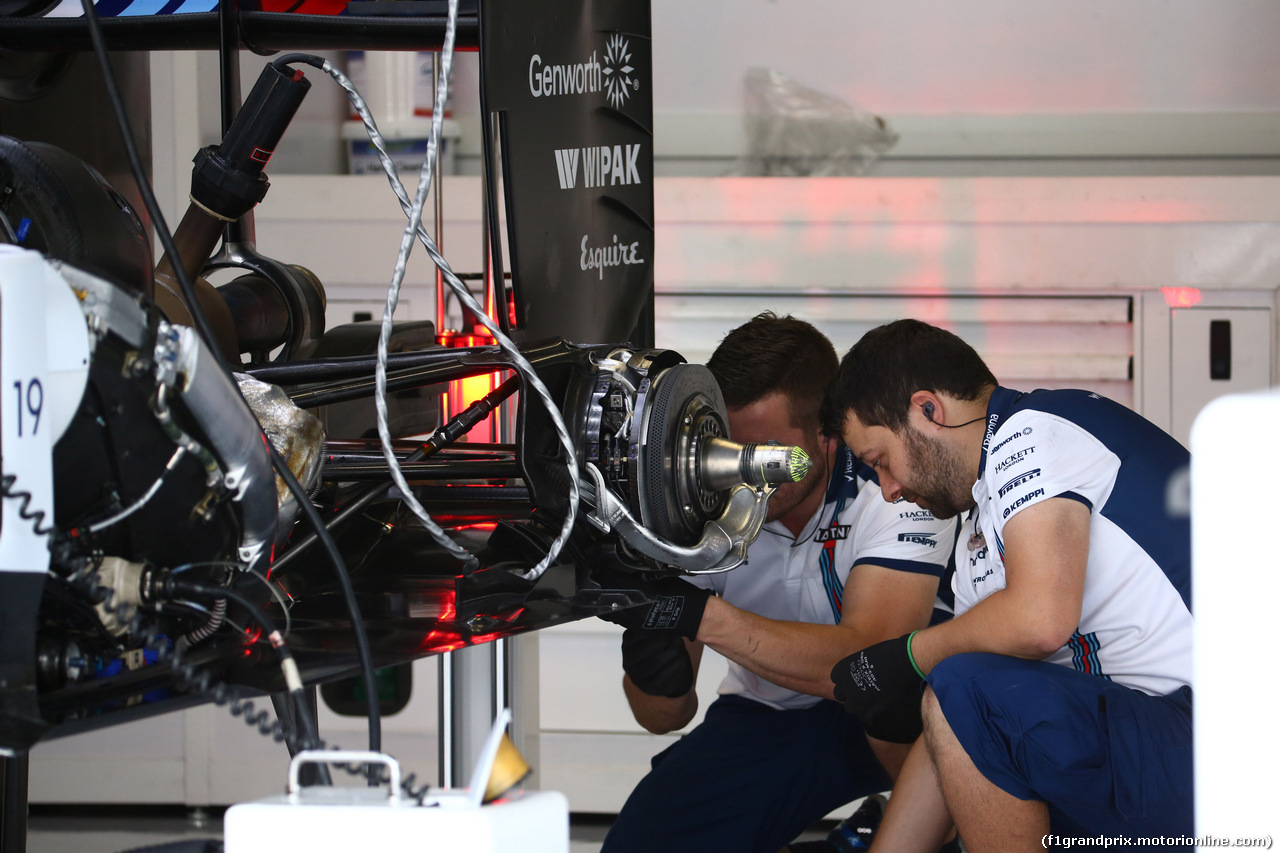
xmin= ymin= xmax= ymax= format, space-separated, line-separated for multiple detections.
xmin=29 ymin=658 xmax=440 ymax=806
xmin=1170 ymin=307 xmax=1273 ymax=447
xmin=537 ymin=619 xmax=728 ymax=814
xmin=29 ymin=714 xmax=189 ymax=804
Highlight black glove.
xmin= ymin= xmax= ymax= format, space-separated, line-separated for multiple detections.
xmin=594 ymin=568 xmax=712 ymax=641
xmin=830 ymin=633 xmax=925 ymax=743
xmin=621 ymin=629 xmax=694 ymax=697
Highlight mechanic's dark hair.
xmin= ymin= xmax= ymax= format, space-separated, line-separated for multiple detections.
xmin=706 ymin=311 xmax=838 ymax=430
xmin=821 ymin=319 xmax=997 ymax=436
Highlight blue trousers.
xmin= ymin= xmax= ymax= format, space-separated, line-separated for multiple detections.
xmin=929 ymin=653 xmax=1194 ymax=849
xmin=602 ymin=694 xmax=892 ymax=853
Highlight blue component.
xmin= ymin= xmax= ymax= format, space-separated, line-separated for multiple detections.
xmin=95 ymin=659 xmax=124 ymax=679
xmin=91 ymin=639 xmax=172 ymax=681
xmin=16 ymin=218 xmax=31 ymax=242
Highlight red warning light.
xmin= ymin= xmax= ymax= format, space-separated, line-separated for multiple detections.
xmin=1162 ymin=287 xmax=1203 ymax=308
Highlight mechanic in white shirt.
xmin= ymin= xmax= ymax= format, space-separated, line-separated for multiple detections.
xmin=600 ymin=313 xmax=957 ymax=853
xmin=827 ymin=319 xmax=1192 ymax=853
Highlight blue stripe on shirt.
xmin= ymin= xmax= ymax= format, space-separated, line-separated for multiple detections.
xmin=851 ymin=556 xmax=946 ymax=577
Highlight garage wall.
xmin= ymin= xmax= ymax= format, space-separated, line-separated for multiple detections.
xmin=29 ymin=169 xmax=1280 ymax=807
xmin=214 ymin=1 xmax=1280 ymax=176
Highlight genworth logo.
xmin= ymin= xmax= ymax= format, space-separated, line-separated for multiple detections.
xmin=529 ymin=33 xmax=641 ymax=108
xmin=602 ymin=34 xmax=637 ymax=108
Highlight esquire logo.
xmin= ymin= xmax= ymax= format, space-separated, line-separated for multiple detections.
xmin=897 ymin=532 xmax=938 ymax=548
xmin=528 ymin=34 xmax=639 ymax=109
xmin=813 ymin=525 xmax=851 ymax=543
xmin=581 ymin=234 xmax=645 ymax=279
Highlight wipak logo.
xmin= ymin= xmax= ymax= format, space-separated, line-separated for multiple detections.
xmin=553 ymin=143 xmax=644 ymax=190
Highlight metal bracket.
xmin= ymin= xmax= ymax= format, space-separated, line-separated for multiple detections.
xmin=584 ymin=462 xmax=773 ymax=575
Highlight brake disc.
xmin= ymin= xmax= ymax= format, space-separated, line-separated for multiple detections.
xmin=633 ymin=363 xmax=729 ymax=546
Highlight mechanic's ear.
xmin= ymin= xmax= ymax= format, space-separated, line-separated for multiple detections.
xmin=909 ymin=390 xmax=943 ymax=430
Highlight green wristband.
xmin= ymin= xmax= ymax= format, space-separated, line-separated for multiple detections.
xmin=906 ymin=631 xmax=926 ymax=679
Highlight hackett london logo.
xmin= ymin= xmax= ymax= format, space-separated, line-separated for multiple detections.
xmin=993 ymin=447 xmax=1035 ymax=475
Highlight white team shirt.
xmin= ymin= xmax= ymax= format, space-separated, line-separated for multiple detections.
xmin=692 ymin=446 xmax=956 ymax=710
xmin=954 ymin=387 xmax=1193 ymax=697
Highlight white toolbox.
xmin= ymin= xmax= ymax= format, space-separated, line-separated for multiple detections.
xmin=225 ymin=713 xmax=569 ymax=852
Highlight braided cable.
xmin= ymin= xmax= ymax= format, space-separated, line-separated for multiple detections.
xmin=320 ymin=40 xmax=581 ymax=580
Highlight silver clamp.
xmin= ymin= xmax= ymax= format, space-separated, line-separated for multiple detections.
xmin=584 ymin=462 xmax=773 ymax=575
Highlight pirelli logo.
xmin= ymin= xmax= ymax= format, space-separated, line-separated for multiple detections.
xmin=998 ymin=468 xmax=1042 ymax=498
xmin=897 ymin=532 xmax=938 ymax=548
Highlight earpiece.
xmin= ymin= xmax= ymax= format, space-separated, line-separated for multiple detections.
xmin=920 ymin=401 xmax=985 ymax=430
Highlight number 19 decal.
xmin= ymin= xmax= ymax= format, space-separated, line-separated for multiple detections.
xmin=13 ymin=378 xmax=43 ymax=437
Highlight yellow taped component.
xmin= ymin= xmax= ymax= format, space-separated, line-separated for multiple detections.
xmin=787 ymin=447 xmax=811 ymax=481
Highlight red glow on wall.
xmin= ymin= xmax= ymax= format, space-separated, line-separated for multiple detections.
xmin=1162 ymin=287 xmax=1203 ymax=308
xmin=437 ymin=327 xmax=503 ymax=443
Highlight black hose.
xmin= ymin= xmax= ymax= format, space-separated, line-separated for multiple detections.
xmin=167 ymin=578 xmax=321 ymax=750
xmin=77 ymin=0 xmax=382 ymax=754
xmin=271 ymin=52 xmax=326 ymax=71
xmin=269 ymin=446 xmax=382 ymax=755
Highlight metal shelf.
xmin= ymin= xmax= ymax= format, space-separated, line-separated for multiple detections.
xmin=0 ymin=7 xmax=477 ymax=52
